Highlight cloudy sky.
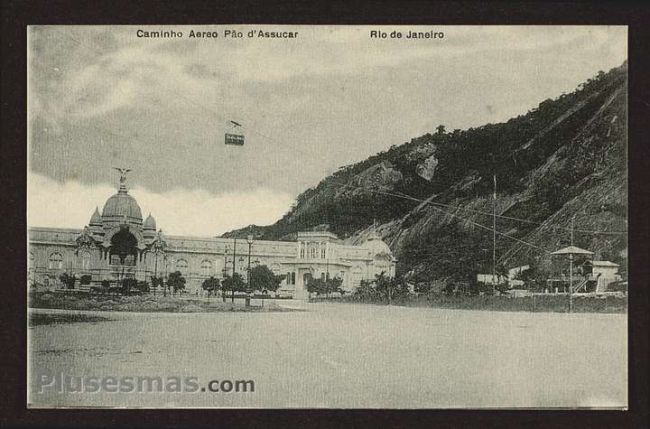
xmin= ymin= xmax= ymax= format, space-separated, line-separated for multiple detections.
xmin=27 ymin=25 xmax=627 ymax=235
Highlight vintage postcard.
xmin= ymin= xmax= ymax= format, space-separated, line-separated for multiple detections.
xmin=27 ymin=25 xmax=628 ymax=408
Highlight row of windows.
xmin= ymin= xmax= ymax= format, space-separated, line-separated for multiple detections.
xmin=41 ymin=253 xmax=210 ymax=273
xmin=110 ymin=254 xmax=135 ymax=266
xmin=45 ymin=252 xmax=92 ymax=270
xmin=299 ymin=247 xmax=327 ymax=259
xmin=41 ymin=253 xmax=364 ymax=283
xmin=175 ymin=259 xmax=211 ymax=276
xmin=175 ymin=259 xmax=278 ymax=277
xmin=317 ymin=272 xmax=345 ymax=281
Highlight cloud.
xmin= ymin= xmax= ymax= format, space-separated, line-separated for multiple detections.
xmin=28 ymin=25 xmax=627 ymax=200
xmin=27 ymin=173 xmax=294 ymax=236
xmin=31 ymin=25 xmax=628 ymax=126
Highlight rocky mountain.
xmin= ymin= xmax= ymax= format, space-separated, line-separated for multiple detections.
xmin=225 ymin=62 xmax=628 ymax=283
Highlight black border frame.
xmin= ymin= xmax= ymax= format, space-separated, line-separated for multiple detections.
xmin=1 ymin=1 xmax=648 ymax=428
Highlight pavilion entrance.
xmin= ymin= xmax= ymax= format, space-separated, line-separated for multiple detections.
xmin=108 ymin=228 xmax=139 ymax=281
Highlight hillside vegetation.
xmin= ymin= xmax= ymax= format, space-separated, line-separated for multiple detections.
xmin=226 ymin=62 xmax=628 ymax=284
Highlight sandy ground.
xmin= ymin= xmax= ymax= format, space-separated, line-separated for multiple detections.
xmin=28 ymin=302 xmax=627 ymax=408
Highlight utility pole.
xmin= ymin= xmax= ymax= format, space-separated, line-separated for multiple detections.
xmin=569 ymin=215 xmax=575 ymax=313
xmin=325 ymin=242 xmax=330 ymax=281
xmin=232 ymin=238 xmax=237 ymax=303
xmin=222 ymin=125 xmax=244 ymax=302
xmin=223 ymin=245 xmax=229 ymax=302
xmin=388 ymin=283 xmax=392 ymax=306
xmin=246 ymin=232 xmax=253 ymax=307
xmin=163 ymin=255 xmax=168 ymax=297
xmin=492 ymin=173 xmax=497 ymax=295
xmin=153 ymin=250 xmax=158 ymax=296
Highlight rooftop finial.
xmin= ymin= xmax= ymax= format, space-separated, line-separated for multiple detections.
xmin=113 ymin=167 xmax=131 ymax=193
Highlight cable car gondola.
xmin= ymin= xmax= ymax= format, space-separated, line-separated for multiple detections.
xmin=225 ymin=120 xmax=244 ymax=146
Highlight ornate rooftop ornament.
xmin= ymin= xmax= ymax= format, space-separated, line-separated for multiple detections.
xmin=150 ymin=229 xmax=168 ymax=252
xmin=113 ymin=167 xmax=131 ymax=192
xmin=75 ymin=226 xmax=96 ymax=251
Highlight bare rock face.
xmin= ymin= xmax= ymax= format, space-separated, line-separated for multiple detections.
xmin=406 ymin=141 xmax=436 ymax=161
xmin=351 ymin=161 xmax=403 ymax=192
xmin=225 ymin=62 xmax=628 ymax=283
xmin=416 ymin=154 xmax=438 ymax=181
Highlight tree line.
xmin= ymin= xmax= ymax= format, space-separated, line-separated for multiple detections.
xmin=200 ymin=265 xmax=286 ymax=301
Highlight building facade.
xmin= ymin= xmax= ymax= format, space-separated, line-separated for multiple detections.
xmin=28 ymin=174 xmax=396 ymax=299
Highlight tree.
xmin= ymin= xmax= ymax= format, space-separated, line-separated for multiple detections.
xmin=80 ymin=275 xmax=92 ymax=286
xmin=374 ymin=272 xmax=406 ymax=304
xmin=436 ymin=124 xmax=446 ymax=135
xmin=306 ymin=276 xmax=343 ymax=298
xmin=323 ymin=276 xmax=343 ymax=297
xmin=136 ymin=280 xmax=150 ymax=293
xmin=443 ymin=278 xmax=458 ymax=296
xmin=59 ymin=272 xmax=76 ymax=289
xmin=121 ymin=278 xmax=137 ymax=295
xmin=167 ymin=271 xmax=186 ymax=295
xmin=222 ymin=273 xmax=245 ymax=301
xmin=305 ymin=277 xmax=323 ymax=295
xmin=516 ymin=265 xmax=550 ymax=293
xmin=202 ymin=276 xmax=221 ymax=298
xmin=150 ymin=276 xmax=164 ymax=296
xmin=249 ymin=265 xmax=285 ymax=295
xmin=354 ymin=279 xmax=380 ymax=301
xmin=402 ymin=221 xmax=485 ymax=286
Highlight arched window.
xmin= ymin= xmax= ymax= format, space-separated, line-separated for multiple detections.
xmin=48 ymin=252 xmax=63 ymax=270
xmin=81 ymin=251 xmax=92 ymax=270
xmin=176 ymin=259 xmax=188 ymax=273
xmin=200 ymin=260 xmax=212 ymax=277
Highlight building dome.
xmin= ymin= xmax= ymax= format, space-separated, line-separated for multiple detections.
xmin=363 ymin=234 xmax=392 ymax=256
xmin=144 ymin=213 xmax=156 ymax=230
xmin=89 ymin=207 xmax=102 ymax=226
xmin=101 ymin=188 xmax=143 ymax=226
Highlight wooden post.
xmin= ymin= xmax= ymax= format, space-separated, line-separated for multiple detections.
xmin=492 ymin=174 xmax=497 ymax=295
xmin=232 ymin=238 xmax=237 ymax=303
xmin=569 ymin=215 xmax=575 ymax=313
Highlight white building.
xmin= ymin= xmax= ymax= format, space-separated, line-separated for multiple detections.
xmin=591 ymin=260 xmax=622 ymax=292
xmin=27 ymin=174 xmax=397 ymax=299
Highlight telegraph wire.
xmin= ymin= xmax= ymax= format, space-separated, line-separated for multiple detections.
xmin=330 ymin=180 xmax=553 ymax=254
xmin=46 ymin=28 xmax=627 ymax=241
xmin=315 ymin=177 xmax=624 ymax=257
xmin=323 ymin=178 xmax=627 ymax=236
